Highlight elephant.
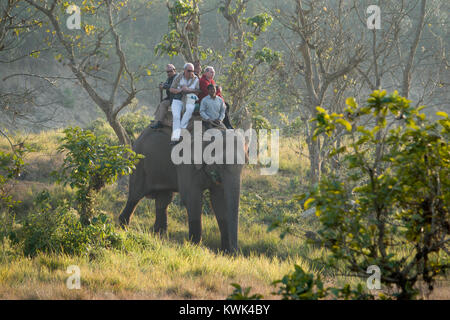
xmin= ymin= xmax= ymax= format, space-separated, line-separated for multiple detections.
xmin=119 ymin=119 xmax=245 ymax=253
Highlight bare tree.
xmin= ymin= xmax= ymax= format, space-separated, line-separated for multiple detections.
xmin=0 ymin=0 xmax=54 ymax=129
xmin=23 ymin=0 xmax=154 ymax=146
xmin=273 ymin=0 xmax=366 ymax=183
xmin=350 ymin=0 xmax=449 ymax=171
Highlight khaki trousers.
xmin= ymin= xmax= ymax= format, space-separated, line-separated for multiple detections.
xmin=154 ymin=99 xmax=171 ymax=122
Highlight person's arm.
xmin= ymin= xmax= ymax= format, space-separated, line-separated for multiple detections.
xmin=170 ymin=87 xmax=182 ymax=94
xmin=218 ymin=98 xmax=226 ymax=121
xmin=162 ymin=78 xmax=172 ymax=90
xmin=169 ymin=75 xmax=182 ymax=94
xmin=199 ymin=77 xmax=209 ymax=96
xmin=183 ymin=77 xmax=201 ymax=95
xmin=193 ymin=77 xmax=202 ymax=95
xmin=199 ymin=99 xmax=210 ymax=120
xmin=184 ymin=87 xmax=202 ymax=94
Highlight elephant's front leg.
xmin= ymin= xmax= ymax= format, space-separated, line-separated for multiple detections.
xmin=209 ymin=185 xmax=230 ymax=252
xmin=182 ymin=189 xmax=203 ymax=244
xmin=153 ymin=191 xmax=173 ymax=235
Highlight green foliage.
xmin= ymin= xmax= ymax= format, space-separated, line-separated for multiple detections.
xmin=329 ymin=283 xmax=377 ymax=300
xmin=0 ymin=148 xmax=26 ymax=210
xmin=15 ymin=190 xmax=123 ymax=257
xmin=155 ymin=0 xmax=210 ymax=61
xmin=273 ymin=264 xmax=376 ymax=300
xmin=155 ymin=29 xmax=183 ymax=58
xmin=218 ymin=3 xmax=281 ymax=126
xmin=254 ymin=47 xmax=281 ymax=65
xmin=231 ymin=264 xmax=376 ymax=300
xmin=84 ymin=119 xmax=117 ymax=145
xmin=246 ymin=13 xmax=273 ymax=35
xmin=252 ymin=114 xmax=272 ymax=130
xmin=227 ymin=283 xmax=264 ymax=300
xmin=55 ymin=127 xmax=143 ymax=224
xmin=169 ymin=0 xmax=198 ymax=19
xmin=304 ymin=90 xmax=449 ymax=299
xmin=119 ymin=111 xmax=152 ymax=142
xmin=273 ymin=264 xmax=328 ymax=300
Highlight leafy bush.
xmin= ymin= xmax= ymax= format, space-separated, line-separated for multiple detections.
xmin=85 ymin=111 xmax=152 ymax=145
xmin=119 ymin=110 xmax=152 ymax=142
xmin=300 ymin=90 xmax=449 ymax=299
xmin=273 ymin=264 xmax=328 ymax=300
xmin=16 ymin=190 xmax=123 ymax=257
xmin=0 ymin=147 xmax=25 ymax=210
xmin=84 ymin=119 xmax=117 ymax=145
xmin=273 ymin=264 xmax=375 ymax=300
xmin=252 ymin=114 xmax=272 ymax=130
xmin=55 ymin=127 xmax=143 ymax=224
xmin=229 ymin=264 xmax=375 ymax=300
xmin=0 ymin=145 xmax=26 ymax=255
xmin=227 ymin=283 xmax=263 ymax=300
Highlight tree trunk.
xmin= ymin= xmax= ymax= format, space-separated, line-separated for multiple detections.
xmin=108 ymin=113 xmax=131 ymax=147
xmin=306 ymin=130 xmax=320 ymax=185
xmin=401 ymin=0 xmax=427 ymax=98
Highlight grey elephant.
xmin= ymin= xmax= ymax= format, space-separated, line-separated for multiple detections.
xmin=119 ymin=120 xmax=245 ymax=253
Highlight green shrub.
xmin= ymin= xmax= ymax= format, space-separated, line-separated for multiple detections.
xmin=229 ymin=264 xmax=375 ymax=300
xmin=55 ymin=127 xmax=143 ymax=224
xmin=85 ymin=111 xmax=152 ymax=146
xmin=273 ymin=264 xmax=375 ymax=300
xmin=301 ymin=90 xmax=449 ymax=299
xmin=252 ymin=114 xmax=272 ymax=130
xmin=0 ymin=145 xmax=26 ymax=255
xmin=227 ymin=283 xmax=264 ymax=300
xmin=16 ymin=190 xmax=123 ymax=257
xmin=119 ymin=110 xmax=152 ymax=142
xmin=84 ymin=119 xmax=117 ymax=145
xmin=273 ymin=264 xmax=328 ymax=300
xmin=0 ymin=147 xmax=25 ymax=210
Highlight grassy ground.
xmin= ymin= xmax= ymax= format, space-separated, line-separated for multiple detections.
xmin=0 ymin=129 xmax=448 ymax=299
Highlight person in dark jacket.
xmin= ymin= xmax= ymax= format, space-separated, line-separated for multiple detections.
xmin=150 ymin=64 xmax=178 ymax=129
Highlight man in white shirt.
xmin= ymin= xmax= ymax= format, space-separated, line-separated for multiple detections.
xmin=200 ymin=84 xmax=226 ymax=126
xmin=169 ymin=62 xmax=201 ymax=144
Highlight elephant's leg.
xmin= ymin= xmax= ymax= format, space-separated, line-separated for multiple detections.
xmin=209 ymin=186 xmax=231 ymax=252
xmin=119 ymin=198 xmax=141 ymax=228
xmin=119 ymin=170 xmax=146 ymax=228
xmin=182 ymin=190 xmax=203 ymax=244
xmin=215 ymin=172 xmax=241 ymax=253
xmin=153 ymin=191 xmax=173 ymax=235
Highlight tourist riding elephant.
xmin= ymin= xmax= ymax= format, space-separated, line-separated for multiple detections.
xmin=119 ymin=120 xmax=245 ymax=253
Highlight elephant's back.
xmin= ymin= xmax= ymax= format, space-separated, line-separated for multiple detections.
xmin=134 ymin=126 xmax=171 ymax=154
xmin=133 ymin=126 xmax=178 ymax=192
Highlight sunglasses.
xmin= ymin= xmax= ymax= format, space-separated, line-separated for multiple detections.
xmin=166 ymin=70 xmax=175 ymax=73
xmin=187 ymin=70 xmax=194 ymax=73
